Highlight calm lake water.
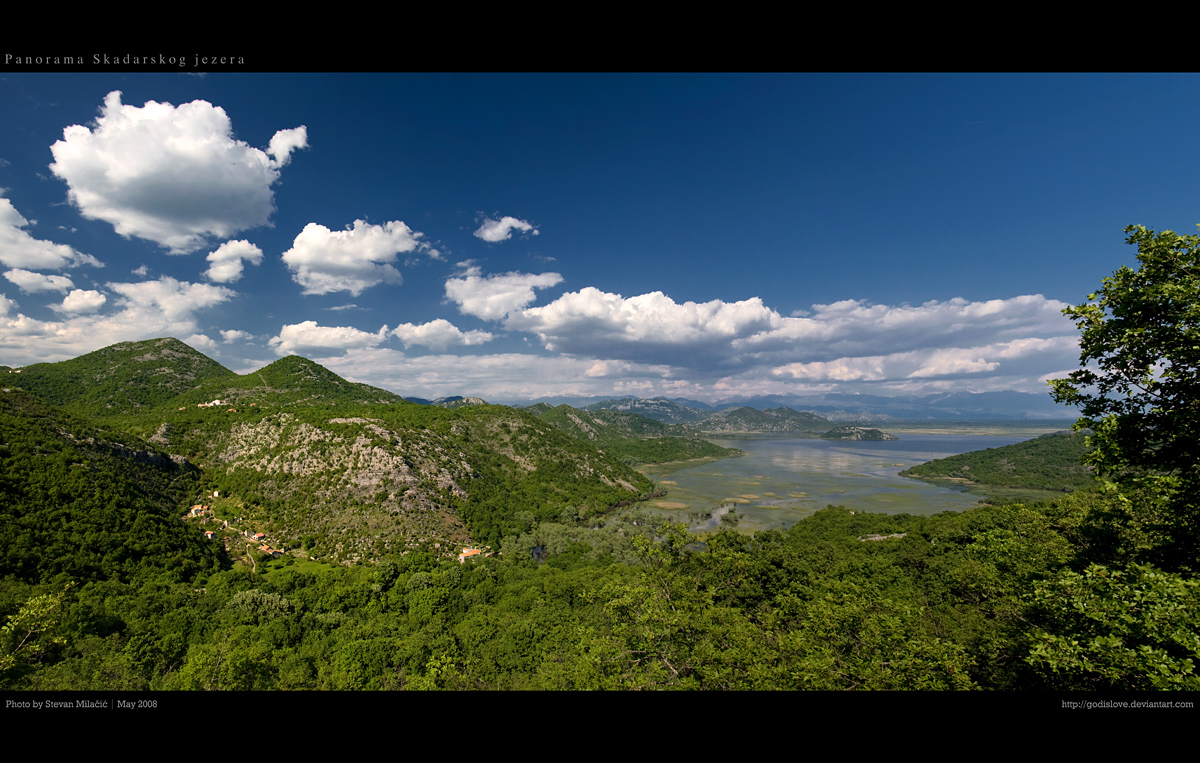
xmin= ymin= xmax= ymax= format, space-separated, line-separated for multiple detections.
xmin=635 ymin=433 xmax=1039 ymax=534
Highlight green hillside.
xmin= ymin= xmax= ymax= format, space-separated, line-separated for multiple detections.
xmin=900 ymin=431 xmax=1095 ymax=492
xmin=7 ymin=337 xmax=237 ymax=417
xmin=0 ymin=388 xmax=221 ymax=585
xmin=531 ymin=404 xmax=741 ymax=465
xmin=148 ymin=354 xmax=410 ymax=413
xmin=5 ymin=227 xmax=1200 ymax=692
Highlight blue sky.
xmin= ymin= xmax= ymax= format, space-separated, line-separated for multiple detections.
xmin=1 ymin=72 xmax=1197 ymax=402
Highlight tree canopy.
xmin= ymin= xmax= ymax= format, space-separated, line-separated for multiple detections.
xmin=1050 ymin=225 xmax=1200 ymax=482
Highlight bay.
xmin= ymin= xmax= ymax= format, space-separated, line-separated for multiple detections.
xmin=635 ymin=432 xmax=1048 ymax=534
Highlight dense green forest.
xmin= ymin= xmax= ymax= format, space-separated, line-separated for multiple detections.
xmin=4 ymin=226 xmax=1200 ymax=691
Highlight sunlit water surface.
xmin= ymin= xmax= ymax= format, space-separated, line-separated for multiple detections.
xmin=635 ymin=433 xmax=1036 ymax=534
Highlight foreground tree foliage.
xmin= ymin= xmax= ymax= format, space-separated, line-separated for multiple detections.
xmin=1035 ymin=224 xmax=1200 ymax=688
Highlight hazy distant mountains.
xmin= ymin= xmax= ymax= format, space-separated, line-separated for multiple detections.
xmin=495 ymin=390 xmax=1077 ymax=421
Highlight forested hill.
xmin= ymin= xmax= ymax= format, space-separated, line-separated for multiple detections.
xmin=0 ymin=387 xmax=220 ymax=585
xmin=698 ymin=406 xmax=832 ymax=433
xmin=900 ymin=431 xmax=1095 ymax=491
xmin=5 ymin=337 xmax=237 ymax=417
xmin=7 ymin=228 xmax=1200 ymax=692
xmin=529 ymin=404 xmax=741 ymax=465
xmin=155 ymin=354 xmax=410 ymax=411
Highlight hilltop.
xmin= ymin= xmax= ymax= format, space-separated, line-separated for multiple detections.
xmin=5 ymin=337 xmax=237 ymax=417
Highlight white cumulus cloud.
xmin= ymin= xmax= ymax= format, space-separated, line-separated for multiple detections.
xmin=316 ymin=347 xmax=670 ymax=402
xmin=0 ymin=197 xmax=102 ymax=270
xmin=220 ymin=329 xmax=254 ymax=344
xmin=205 ymin=240 xmax=264 ymax=283
xmin=49 ymin=91 xmax=306 ymax=253
xmin=185 ymin=333 xmax=218 ymax=351
xmin=107 ymin=276 xmax=235 ymax=323
xmin=268 ymin=320 xmax=390 ymax=355
xmin=55 ymin=289 xmax=107 ymax=314
xmin=444 ymin=267 xmax=563 ymax=321
xmin=392 ymin=319 xmax=495 ymax=351
xmin=474 ymin=215 xmax=539 ymax=243
xmin=281 ymin=219 xmax=425 ymax=295
xmin=506 ymin=287 xmax=781 ymax=368
xmin=4 ymin=269 xmax=75 ymax=293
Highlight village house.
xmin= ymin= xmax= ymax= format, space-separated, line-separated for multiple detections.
xmin=458 ymin=548 xmax=483 ymax=563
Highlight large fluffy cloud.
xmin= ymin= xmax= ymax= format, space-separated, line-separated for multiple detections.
xmin=506 ymin=287 xmax=781 ymax=368
xmin=55 ymin=289 xmax=107 ymax=314
xmin=107 ymin=276 xmax=234 ymax=323
xmin=282 ymin=220 xmax=425 ymax=295
xmin=474 ymin=215 xmax=539 ymax=243
xmin=392 ymin=319 xmax=494 ymax=351
xmin=268 ymin=320 xmax=390 ymax=355
xmin=238 ymin=289 xmax=1082 ymax=401
xmin=0 ymin=197 xmax=102 ymax=270
xmin=49 ymin=91 xmax=306 ymax=253
xmin=205 ymin=240 xmax=264 ymax=283
xmin=444 ymin=267 xmax=563 ymax=321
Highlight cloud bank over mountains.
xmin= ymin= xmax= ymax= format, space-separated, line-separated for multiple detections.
xmin=294 ymin=266 xmax=1079 ymax=401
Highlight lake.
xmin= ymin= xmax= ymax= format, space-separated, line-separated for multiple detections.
xmin=635 ymin=432 xmax=1050 ymax=534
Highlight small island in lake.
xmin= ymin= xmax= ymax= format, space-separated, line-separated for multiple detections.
xmin=820 ymin=425 xmax=898 ymax=441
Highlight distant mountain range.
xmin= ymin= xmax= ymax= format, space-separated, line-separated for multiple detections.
xmin=493 ymin=390 xmax=1078 ymax=421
